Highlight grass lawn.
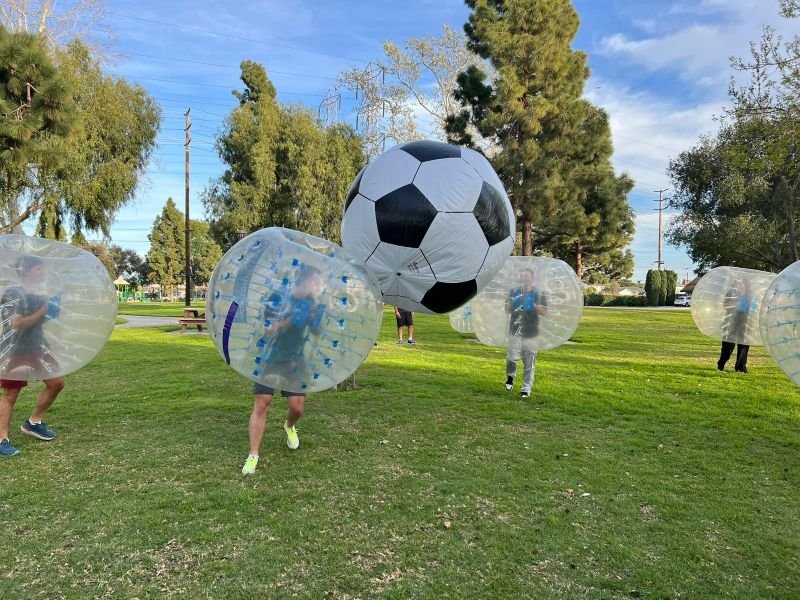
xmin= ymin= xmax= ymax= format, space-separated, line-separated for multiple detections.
xmin=1 ymin=307 xmax=798 ymax=598
xmin=117 ymin=301 xmax=206 ymax=317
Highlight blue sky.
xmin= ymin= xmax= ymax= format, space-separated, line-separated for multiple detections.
xmin=65 ymin=0 xmax=800 ymax=282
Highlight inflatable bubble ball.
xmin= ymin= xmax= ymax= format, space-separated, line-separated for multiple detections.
xmin=690 ymin=266 xmax=776 ymax=345
xmin=448 ymin=302 xmax=474 ymax=334
xmin=341 ymin=140 xmax=515 ymax=314
xmin=0 ymin=234 xmax=117 ymax=382
xmin=759 ymin=261 xmax=800 ymax=386
xmin=470 ymin=256 xmax=583 ymax=351
xmin=207 ymin=228 xmax=384 ymax=393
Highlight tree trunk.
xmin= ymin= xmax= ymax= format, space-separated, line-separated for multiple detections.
xmin=787 ymin=195 xmax=799 ymax=265
xmin=522 ymin=217 xmax=533 ymax=256
xmin=575 ymin=238 xmax=583 ymax=280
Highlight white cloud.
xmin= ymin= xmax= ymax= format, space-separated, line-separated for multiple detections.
xmin=598 ymin=3 xmax=800 ymax=85
xmin=586 ymin=77 xmax=724 ymax=193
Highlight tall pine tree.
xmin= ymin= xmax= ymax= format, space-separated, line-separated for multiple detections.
xmin=447 ymin=0 xmax=593 ymax=255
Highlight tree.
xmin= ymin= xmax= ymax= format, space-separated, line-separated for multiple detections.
xmin=204 ymin=61 xmax=365 ymax=248
xmin=667 ymin=115 xmax=799 ymax=271
xmin=79 ymin=240 xmax=115 ymax=277
xmin=664 ymin=270 xmax=678 ymax=305
xmin=109 ymin=244 xmax=148 ymax=285
xmin=335 ymin=25 xmax=488 ymax=157
xmin=446 ymin=0 xmax=617 ymax=257
xmin=668 ymin=2 xmax=800 ymax=271
xmin=0 ymin=25 xmax=76 ymax=233
xmin=540 ymin=107 xmax=635 ymax=278
xmin=645 ymin=270 xmax=659 ymax=306
xmin=0 ymin=0 xmax=113 ymax=57
xmin=33 ymin=41 xmax=160 ymax=239
xmin=146 ymin=198 xmax=184 ymax=301
xmin=189 ymin=220 xmax=222 ymax=286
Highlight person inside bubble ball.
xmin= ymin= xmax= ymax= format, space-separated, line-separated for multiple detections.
xmin=504 ymin=268 xmax=548 ymax=399
xmin=0 ymin=255 xmax=64 ymax=457
xmin=718 ymin=278 xmax=752 ymax=374
xmin=242 ymin=265 xmax=325 ymax=475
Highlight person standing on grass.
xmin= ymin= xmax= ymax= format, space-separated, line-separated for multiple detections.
xmin=0 ymin=256 xmax=64 ymax=457
xmin=504 ymin=268 xmax=547 ymax=399
xmin=395 ymin=306 xmax=416 ymax=345
xmin=242 ymin=266 xmax=325 ymax=475
xmin=718 ymin=278 xmax=752 ymax=374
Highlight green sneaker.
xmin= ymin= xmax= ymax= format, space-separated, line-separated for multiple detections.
xmin=242 ymin=454 xmax=259 ymax=475
xmin=284 ymin=421 xmax=300 ymax=450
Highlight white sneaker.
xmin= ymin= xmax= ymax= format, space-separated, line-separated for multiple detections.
xmin=242 ymin=454 xmax=259 ymax=475
xmin=284 ymin=421 xmax=300 ymax=450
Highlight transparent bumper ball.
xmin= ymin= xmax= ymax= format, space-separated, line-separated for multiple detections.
xmin=0 ymin=234 xmax=117 ymax=382
xmin=207 ymin=228 xmax=384 ymax=393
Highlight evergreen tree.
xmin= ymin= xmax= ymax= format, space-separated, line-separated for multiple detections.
xmin=0 ymin=25 xmax=76 ymax=233
xmin=645 ymin=269 xmax=659 ymax=306
xmin=146 ymin=198 xmax=184 ymax=301
xmin=446 ymin=0 xmax=596 ymax=255
xmin=204 ymin=61 xmax=365 ymax=248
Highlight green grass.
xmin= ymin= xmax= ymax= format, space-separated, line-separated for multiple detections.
xmin=1 ymin=308 xmax=798 ymax=598
xmin=117 ymin=301 xmax=206 ymax=317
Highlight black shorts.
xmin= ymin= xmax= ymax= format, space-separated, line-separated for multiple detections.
xmin=252 ymin=382 xmax=306 ymax=397
xmin=395 ymin=310 xmax=413 ymax=327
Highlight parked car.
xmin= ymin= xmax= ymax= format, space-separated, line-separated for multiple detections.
xmin=674 ymin=293 xmax=691 ymax=307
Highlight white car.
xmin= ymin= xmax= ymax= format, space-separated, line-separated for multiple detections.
xmin=674 ymin=293 xmax=691 ymax=307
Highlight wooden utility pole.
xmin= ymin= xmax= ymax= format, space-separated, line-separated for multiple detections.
xmin=654 ymin=188 xmax=668 ymax=271
xmin=184 ymin=108 xmax=192 ymax=307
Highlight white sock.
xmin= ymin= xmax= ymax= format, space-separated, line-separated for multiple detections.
xmin=29 ymin=419 xmax=41 ymax=425
xmin=248 ymin=453 xmax=259 ymax=460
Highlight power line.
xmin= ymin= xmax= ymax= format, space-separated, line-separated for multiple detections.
xmin=110 ymin=12 xmax=369 ymax=64
xmin=121 ymin=75 xmax=333 ymax=97
xmin=122 ymin=52 xmax=338 ymax=81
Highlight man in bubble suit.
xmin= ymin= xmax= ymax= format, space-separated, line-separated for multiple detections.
xmin=717 ymin=278 xmax=752 ymax=373
xmin=242 ymin=266 xmax=325 ymax=475
xmin=0 ymin=256 xmax=64 ymax=456
xmin=504 ymin=268 xmax=548 ymax=398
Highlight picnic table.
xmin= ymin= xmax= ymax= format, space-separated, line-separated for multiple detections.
xmin=178 ymin=307 xmax=206 ymax=332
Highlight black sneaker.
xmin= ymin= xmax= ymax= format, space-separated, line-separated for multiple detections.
xmin=520 ymin=391 xmax=530 ymax=399
xmin=505 ymin=376 xmax=513 ymax=391
xmin=21 ymin=419 xmax=56 ymax=441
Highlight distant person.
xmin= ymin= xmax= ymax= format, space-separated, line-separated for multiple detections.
xmin=395 ymin=306 xmax=416 ymax=345
xmin=718 ymin=278 xmax=751 ymax=373
xmin=242 ymin=266 xmax=325 ymax=475
xmin=504 ymin=268 xmax=547 ymax=398
xmin=1 ymin=256 xmax=64 ymax=457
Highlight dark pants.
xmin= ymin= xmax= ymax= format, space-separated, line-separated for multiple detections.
xmin=718 ymin=341 xmax=750 ymax=372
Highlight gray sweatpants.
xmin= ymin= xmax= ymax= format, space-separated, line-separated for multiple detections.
xmin=506 ymin=336 xmax=538 ymax=393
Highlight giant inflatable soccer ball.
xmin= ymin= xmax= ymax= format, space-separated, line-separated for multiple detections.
xmin=759 ymin=261 xmax=800 ymax=386
xmin=0 ymin=235 xmax=117 ymax=382
xmin=207 ymin=228 xmax=384 ymax=393
xmin=470 ymin=256 xmax=583 ymax=351
xmin=690 ymin=266 xmax=776 ymax=345
xmin=341 ymin=140 xmax=515 ymax=314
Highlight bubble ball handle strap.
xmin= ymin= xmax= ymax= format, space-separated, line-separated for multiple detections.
xmin=47 ymin=296 xmax=60 ymax=320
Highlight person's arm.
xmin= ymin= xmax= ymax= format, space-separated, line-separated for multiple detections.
xmin=536 ymin=292 xmax=548 ymax=315
xmin=11 ymin=304 xmax=47 ymax=330
xmin=394 ymin=306 xmax=401 ymax=318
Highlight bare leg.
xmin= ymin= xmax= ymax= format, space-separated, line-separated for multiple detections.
xmin=0 ymin=388 xmax=20 ymax=440
xmin=30 ymin=376 xmax=64 ymax=422
xmin=408 ymin=325 xmax=414 ymax=340
xmin=286 ymin=395 xmax=305 ymax=428
xmin=248 ymin=393 xmax=273 ymax=455
xmin=397 ymin=326 xmax=403 ymax=342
